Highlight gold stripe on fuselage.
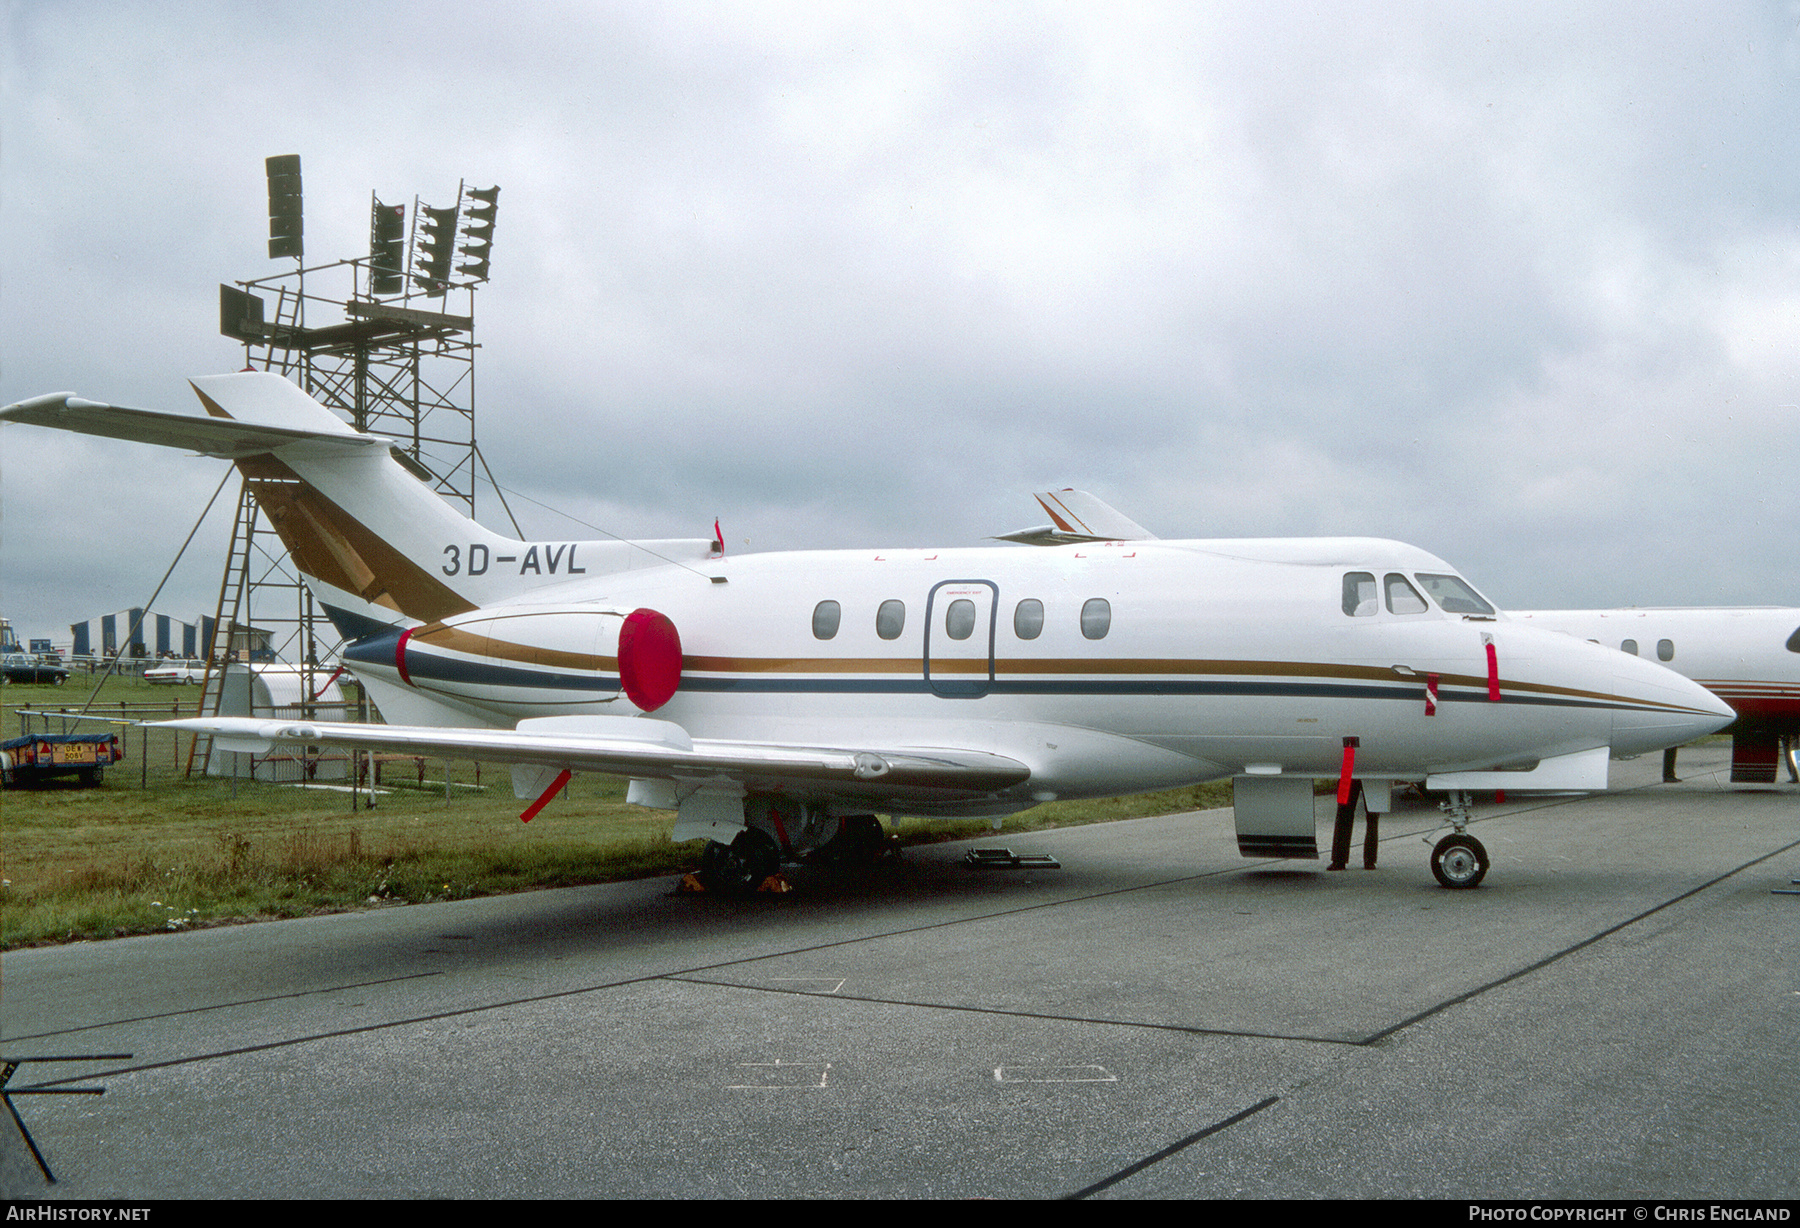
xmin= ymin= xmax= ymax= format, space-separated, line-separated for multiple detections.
xmin=414 ymin=633 xmax=1710 ymax=714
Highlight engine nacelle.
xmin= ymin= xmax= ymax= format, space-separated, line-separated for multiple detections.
xmin=392 ymin=605 xmax=683 ymax=714
xmin=616 ymin=607 xmax=682 ymax=712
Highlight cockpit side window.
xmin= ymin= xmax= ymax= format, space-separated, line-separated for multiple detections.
xmin=1414 ymin=573 xmax=1496 ymax=616
xmin=1384 ymin=573 xmax=1428 ymax=615
xmin=1342 ymin=572 xmax=1378 ymax=617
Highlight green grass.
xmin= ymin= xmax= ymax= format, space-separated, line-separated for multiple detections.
xmin=1 ymin=671 xmax=1230 ymax=947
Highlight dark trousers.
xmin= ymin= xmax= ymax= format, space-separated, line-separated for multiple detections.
xmin=1329 ymin=780 xmax=1380 ymax=869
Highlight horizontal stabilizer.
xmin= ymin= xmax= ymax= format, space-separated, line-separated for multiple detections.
xmin=996 ymin=489 xmax=1158 ymax=546
xmin=0 ymin=391 xmax=386 ymax=459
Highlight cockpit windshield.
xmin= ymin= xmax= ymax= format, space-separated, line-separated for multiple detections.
xmin=1414 ymin=573 xmax=1496 ymax=616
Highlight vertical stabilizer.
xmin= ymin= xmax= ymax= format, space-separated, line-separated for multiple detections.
xmin=3 ymin=373 xmax=719 ymax=638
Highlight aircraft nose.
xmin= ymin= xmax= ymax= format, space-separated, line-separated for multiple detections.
xmin=1608 ymin=652 xmax=1735 ymax=758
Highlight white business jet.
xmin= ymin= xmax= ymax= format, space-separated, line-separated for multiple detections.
xmin=1510 ymin=608 xmax=1800 ymax=783
xmin=1 ymin=374 xmax=1732 ymax=890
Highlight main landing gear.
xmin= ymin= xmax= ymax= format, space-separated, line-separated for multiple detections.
xmin=1429 ymin=790 xmax=1489 ymax=889
xmin=696 ymin=813 xmax=896 ymax=895
xmin=810 ymin=814 xmax=896 ymax=868
xmin=700 ymin=829 xmax=781 ymax=895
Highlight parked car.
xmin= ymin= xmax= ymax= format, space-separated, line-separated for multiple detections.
xmin=144 ymin=661 xmax=207 ymax=685
xmin=1 ymin=652 xmax=69 ymax=685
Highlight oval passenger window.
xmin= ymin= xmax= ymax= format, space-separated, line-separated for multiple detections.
xmin=1657 ymin=639 xmax=1674 ymax=662
xmin=1014 ymin=599 xmax=1044 ymax=640
xmin=876 ymin=600 xmax=905 ymax=641
xmin=1081 ymin=598 xmax=1111 ymax=640
xmin=812 ymin=600 xmax=841 ymax=640
xmin=1621 ymin=639 xmax=1638 ymax=656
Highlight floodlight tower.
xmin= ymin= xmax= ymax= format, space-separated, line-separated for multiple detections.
xmin=191 ymin=157 xmax=507 ymax=775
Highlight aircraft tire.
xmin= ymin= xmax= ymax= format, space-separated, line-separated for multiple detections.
xmin=700 ymin=839 xmax=728 ymax=880
xmin=817 ymin=814 xmax=889 ymax=866
xmin=1431 ymin=834 xmax=1488 ymax=889
xmin=704 ymin=830 xmax=781 ymax=895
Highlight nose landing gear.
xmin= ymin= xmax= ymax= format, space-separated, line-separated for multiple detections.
xmin=1429 ymin=791 xmax=1489 ymax=889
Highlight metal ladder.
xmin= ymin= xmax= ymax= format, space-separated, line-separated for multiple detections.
xmin=184 ymin=482 xmax=256 ymax=777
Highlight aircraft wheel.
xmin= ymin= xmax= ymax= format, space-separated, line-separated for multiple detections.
xmin=700 ymin=839 xmax=728 ymax=880
xmin=846 ymin=815 xmax=893 ymax=863
xmin=705 ymin=830 xmax=780 ymax=895
xmin=817 ymin=814 xmax=889 ymax=866
xmin=1431 ymin=834 xmax=1489 ymax=889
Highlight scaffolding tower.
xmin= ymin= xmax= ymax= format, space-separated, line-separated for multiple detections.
xmin=189 ymin=158 xmax=504 ymax=774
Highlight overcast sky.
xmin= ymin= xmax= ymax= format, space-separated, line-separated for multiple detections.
xmin=4 ymin=2 xmax=1798 ymax=647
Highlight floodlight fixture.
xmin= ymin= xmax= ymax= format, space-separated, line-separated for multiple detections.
xmin=457 ymin=185 xmax=499 ymax=282
xmin=370 ymin=196 xmax=407 ymax=295
xmin=412 ymin=202 xmax=460 ymax=296
xmin=265 ymin=154 xmax=304 ymax=259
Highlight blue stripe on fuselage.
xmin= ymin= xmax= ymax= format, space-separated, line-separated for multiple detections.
xmin=343 ymin=643 xmax=1665 ymax=713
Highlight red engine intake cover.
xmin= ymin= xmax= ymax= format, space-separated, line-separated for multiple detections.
xmin=617 ymin=608 xmax=682 ymax=712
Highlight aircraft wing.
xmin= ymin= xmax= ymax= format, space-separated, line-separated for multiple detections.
xmin=154 ymin=714 xmax=1032 ymax=802
xmin=995 ymin=489 xmax=1158 ymax=545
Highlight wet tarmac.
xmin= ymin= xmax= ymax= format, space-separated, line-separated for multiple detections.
xmin=3 ymin=743 xmax=1795 ymax=1199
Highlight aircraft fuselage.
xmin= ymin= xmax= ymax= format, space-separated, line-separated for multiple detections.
xmin=343 ymin=537 xmax=1727 ymax=816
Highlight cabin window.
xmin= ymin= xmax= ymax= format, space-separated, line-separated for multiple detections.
xmin=876 ymin=600 xmax=906 ymax=640
xmin=1414 ymin=573 xmax=1495 ymax=616
xmin=1384 ymin=574 xmax=1428 ymax=615
xmin=1621 ymin=639 xmax=1638 ymax=656
xmin=1788 ymin=626 xmax=1800 ymax=654
xmin=1343 ymin=572 xmax=1377 ymax=617
xmin=1014 ymin=599 xmax=1044 ymax=640
xmin=945 ymin=599 xmax=977 ymax=641
xmin=1657 ymin=638 xmax=1674 ymax=662
xmin=1081 ymin=598 xmax=1111 ymax=640
xmin=812 ymin=600 xmax=841 ymax=640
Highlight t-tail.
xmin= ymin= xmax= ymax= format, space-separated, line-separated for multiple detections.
xmin=1 ymin=372 xmax=717 ymax=639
